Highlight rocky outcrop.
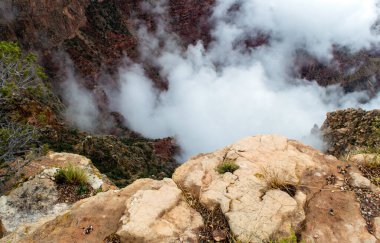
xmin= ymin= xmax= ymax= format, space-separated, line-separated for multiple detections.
xmin=1 ymin=179 xmax=203 ymax=243
xmin=3 ymin=0 xmax=379 ymax=94
xmin=2 ymin=135 xmax=379 ymax=242
xmin=321 ymin=108 xmax=380 ymax=157
xmin=0 ymin=0 xmax=90 ymax=49
xmin=1 ymin=0 xmax=215 ymax=83
xmin=0 ymin=152 xmax=115 ymax=237
xmin=0 ymin=152 xmax=115 ymax=194
xmin=118 ymin=179 xmax=203 ymax=242
xmin=173 ymin=135 xmax=378 ymax=242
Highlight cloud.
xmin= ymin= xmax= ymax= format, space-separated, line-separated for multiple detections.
xmin=61 ymin=69 xmax=100 ymax=132
xmin=111 ymin=0 xmax=380 ymax=160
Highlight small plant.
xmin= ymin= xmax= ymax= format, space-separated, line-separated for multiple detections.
xmin=259 ymin=167 xmax=297 ymax=197
xmin=76 ymin=184 xmax=89 ymax=195
xmin=0 ymin=120 xmax=38 ymax=162
xmin=40 ymin=143 xmax=50 ymax=156
xmin=55 ymin=164 xmax=88 ymax=185
xmin=364 ymin=155 xmax=380 ymax=168
xmin=216 ymin=159 xmax=240 ymax=174
xmin=270 ymin=229 xmax=298 ymax=243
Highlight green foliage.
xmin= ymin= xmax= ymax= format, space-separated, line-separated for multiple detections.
xmin=95 ymin=187 xmax=103 ymax=194
xmin=76 ymin=184 xmax=89 ymax=195
xmin=0 ymin=41 xmax=51 ymax=104
xmin=0 ymin=41 xmax=64 ymax=163
xmin=0 ymin=121 xmax=39 ymax=162
xmin=55 ymin=164 xmax=88 ymax=186
xmin=0 ymin=81 xmax=18 ymax=97
xmin=216 ymin=159 xmax=240 ymax=174
xmin=270 ymin=230 xmax=298 ymax=243
xmin=41 ymin=144 xmax=50 ymax=155
xmin=36 ymin=113 xmax=47 ymax=124
xmin=0 ymin=41 xmax=21 ymax=61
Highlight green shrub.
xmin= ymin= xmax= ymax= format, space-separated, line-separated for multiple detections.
xmin=76 ymin=184 xmax=89 ymax=195
xmin=216 ymin=159 xmax=240 ymax=174
xmin=40 ymin=144 xmax=50 ymax=155
xmin=55 ymin=164 xmax=88 ymax=185
xmin=0 ymin=121 xmax=38 ymax=162
xmin=0 ymin=41 xmax=53 ymax=105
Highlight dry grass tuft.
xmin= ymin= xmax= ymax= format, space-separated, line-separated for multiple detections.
xmin=257 ymin=167 xmax=297 ymax=197
xmin=360 ymin=156 xmax=380 ymax=186
xmin=55 ymin=163 xmax=88 ymax=185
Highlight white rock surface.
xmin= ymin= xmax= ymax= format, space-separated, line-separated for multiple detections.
xmin=0 ymin=178 xmax=69 ymax=233
xmin=374 ymin=217 xmax=380 ymax=240
xmin=118 ymin=178 xmax=203 ymax=242
xmin=350 ymin=172 xmax=372 ymax=188
xmin=173 ymin=135 xmax=377 ymax=242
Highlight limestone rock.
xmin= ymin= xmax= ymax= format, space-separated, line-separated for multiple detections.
xmin=350 ymin=154 xmax=378 ymax=165
xmin=0 ymin=152 xmax=116 ymax=237
xmin=350 ymin=172 xmax=371 ymax=188
xmin=118 ymin=179 xmax=203 ymax=242
xmin=173 ymin=135 xmax=376 ymax=242
xmin=1 ymin=179 xmax=203 ymax=243
xmin=1 ymin=152 xmax=116 ymax=195
xmin=302 ymin=189 xmax=377 ymax=243
xmin=374 ymin=217 xmax=380 ymax=240
xmin=2 ymin=135 xmax=378 ymax=243
xmin=0 ymin=177 xmax=69 ymax=234
xmin=46 ymin=153 xmax=107 ymax=190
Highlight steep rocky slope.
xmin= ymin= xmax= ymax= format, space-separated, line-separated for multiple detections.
xmin=2 ymin=135 xmax=380 ymax=242
xmin=0 ymin=0 xmax=214 ymax=85
xmin=1 ymin=0 xmax=378 ymax=93
xmin=321 ymin=108 xmax=380 ymax=157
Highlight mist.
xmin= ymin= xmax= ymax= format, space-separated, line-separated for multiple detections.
xmin=62 ymin=69 xmax=100 ymax=132
xmin=109 ymin=0 xmax=380 ymax=160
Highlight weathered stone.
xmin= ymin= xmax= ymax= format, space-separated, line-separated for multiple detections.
xmin=2 ymin=135 xmax=378 ymax=243
xmin=1 ymin=179 xmax=203 ymax=243
xmin=302 ymin=190 xmax=377 ymax=243
xmin=0 ymin=152 xmax=116 ymax=237
xmin=350 ymin=172 xmax=372 ymax=188
xmin=350 ymin=154 xmax=378 ymax=165
xmin=0 ymin=177 xmax=69 ymax=234
xmin=1 ymin=152 xmax=116 ymax=195
xmin=374 ymin=217 xmax=380 ymax=240
xmin=118 ymin=179 xmax=203 ymax=242
xmin=173 ymin=135 xmax=376 ymax=242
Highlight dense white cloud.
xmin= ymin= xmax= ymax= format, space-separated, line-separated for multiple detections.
xmin=62 ymin=70 xmax=100 ymax=132
xmin=111 ymin=0 xmax=380 ymax=160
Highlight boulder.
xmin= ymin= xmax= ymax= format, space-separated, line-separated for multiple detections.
xmin=1 ymin=152 xmax=116 ymax=195
xmin=0 ymin=153 xmax=116 ymax=236
xmin=350 ymin=172 xmax=372 ymax=188
xmin=1 ymin=179 xmax=203 ymax=243
xmin=173 ymin=135 xmax=377 ymax=242
xmin=374 ymin=217 xmax=380 ymax=240
xmin=118 ymin=179 xmax=203 ymax=242
xmin=350 ymin=154 xmax=378 ymax=165
xmin=0 ymin=177 xmax=69 ymax=234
